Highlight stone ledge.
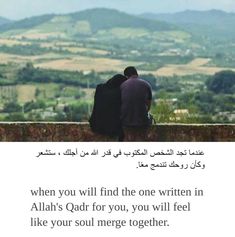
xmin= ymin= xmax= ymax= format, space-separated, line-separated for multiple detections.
xmin=0 ymin=122 xmax=234 ymax=141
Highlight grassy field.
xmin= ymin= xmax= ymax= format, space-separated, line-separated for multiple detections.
xmin=101 ymin=27 xmax=149 ymax=39
xmin=35 ymin=56 xmax=140 ymax=72
xmin=81 ymin=88 xmax=95 ymax=101
xmin=0 ymin=35 xmax=235 ymax=77
xmin=0 ymin=38 xmax=30 ymax=46
xmin=1 ymin=48 xmax=235 ymax=76
xmin=12 ymin=29 xmax=66 ymax=40
xmin=16 ymin=85 xmax=36 ymax=103
xmin=0 ymin=52 xmax=64 ymax=64
xmin=40 ymin=43 xmax=109 ymax=55
xmin=155 ymin=58 xmax=235 ymax=76
xmin=187 ymin=58 xmax=211 ymax=67
xmin=152 ymin=31 xmax=191 ymax=42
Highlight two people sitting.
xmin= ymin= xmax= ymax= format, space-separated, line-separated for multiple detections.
xmin=89 ymin=66 xmax=152 ymax=141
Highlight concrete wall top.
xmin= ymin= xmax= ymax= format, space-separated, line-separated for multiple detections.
xmin=0 ymin=123 xmax=234 ymax=141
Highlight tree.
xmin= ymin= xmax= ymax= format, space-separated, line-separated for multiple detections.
xmin=4 ymin=113 xmax=25 ymax=121
xmin=151 ymin=101 xmax=175 ymax=123
xmin=24 ymin=100 xmax=46 ymax=113
xmin=207 ymin=70 xmax=235 ymax=94
xmin=64 ymin=102 xmax=90 ymax=121
xmin=142 ymin=74 xmax=157 ymax=90
xmin=3 ymin=102 xmax=22 ymax=113
xmin=18 ymin=62 xmax=35 ymax=82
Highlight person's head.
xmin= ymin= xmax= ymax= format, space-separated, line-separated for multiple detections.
xmin=124 ymin=66 xmax=138 ymax=78
xmin=106 ymin=74 xmax=127 ymax=88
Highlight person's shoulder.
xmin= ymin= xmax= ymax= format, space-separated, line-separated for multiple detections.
xmin=95 ymin=83 xmax=107 ymax=95
xmin=138 ymin=78 xmax=152 ymax=88
xmin=120 ymin=79 xmax=129 ymax=89
xmin=96 ymin=83 xmax=105 ymax=88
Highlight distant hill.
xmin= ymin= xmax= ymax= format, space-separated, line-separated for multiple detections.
xmin=141 ymin=10 xmax=235 ymax=39
xmin=69 ymin=8 xmax=176 ymax=32
xmin=0 ymin=16 xmax=11 ymax=26
xmin=141 ymin=10 xmax=235 ymax=25
xmin=0 ymin=8 xmax=177 ymax=35
xmin=0 ymin=14 xmax=55 ymax=31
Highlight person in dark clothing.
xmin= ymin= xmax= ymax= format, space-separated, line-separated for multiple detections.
xmin=120 ymin=66 xmax=153 ymax=141
xmin=89 ymin=74 xmax=127 ymax=140
xmin=121 ymin=66 xmax=152 ymax=127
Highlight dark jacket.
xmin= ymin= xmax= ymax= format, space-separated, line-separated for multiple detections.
xmin=89 ymin=74 xmax=126 ymax=137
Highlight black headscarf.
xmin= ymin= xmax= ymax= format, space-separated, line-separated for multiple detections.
xmin=106 ymin=74 xmax=127 ymax=88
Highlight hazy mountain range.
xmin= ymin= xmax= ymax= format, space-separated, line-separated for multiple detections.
xmin=0 ymin=8 xmax=175 ymax=33
xmin=0 ymin=16 xmax=11 ymax=26
xmin=140 ymin=9 xmax=235 ymax=38
xmin=0 ymin=8 xmax=235 ymax=39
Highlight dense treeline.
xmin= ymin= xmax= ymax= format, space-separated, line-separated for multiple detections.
xmin=0 ymin=14 xmax=54 ymax=32
xmin=206 ymin=70 xmax=235 ymax=94
xmin=0 ymin=44 xmax=70 ymax=56
xmin=17 ymin=63 xmax=103 ymax=88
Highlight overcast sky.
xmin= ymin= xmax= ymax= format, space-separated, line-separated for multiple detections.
xmin=1 ymin=0 xmax=235 ymax=20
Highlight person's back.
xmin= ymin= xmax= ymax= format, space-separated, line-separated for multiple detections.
xmin=120 ymin=67 xmax=152 ymax=128
xmin=89 ymin=74 xmax=126 ymax=138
